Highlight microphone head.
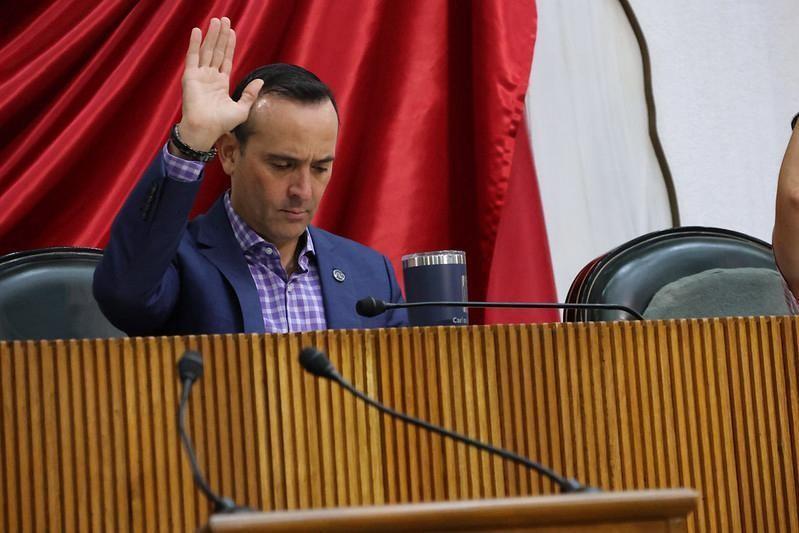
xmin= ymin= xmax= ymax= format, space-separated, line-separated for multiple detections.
xmin=355 ymin=297 xmax=386 ymax=317
xmin=178 ymin=350 xmax=204 ymax=383
xmin=299 ymin=347 xmax=339 ymax=380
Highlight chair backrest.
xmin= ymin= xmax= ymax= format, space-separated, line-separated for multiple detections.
xmin=0 ymin=247 xmax=125 ymax=340
xmin=564 ymin=227 xmax=780 ymax=322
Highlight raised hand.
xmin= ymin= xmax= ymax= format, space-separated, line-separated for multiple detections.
xmin=175 ymin=17 xmax=264 ymax=152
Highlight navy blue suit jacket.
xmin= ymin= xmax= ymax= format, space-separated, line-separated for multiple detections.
xmin=93 ymin=153 xmax=407 ymax=336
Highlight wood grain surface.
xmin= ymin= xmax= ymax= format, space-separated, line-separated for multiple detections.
xmin=1 ymin=317 xmax=798 ymax=532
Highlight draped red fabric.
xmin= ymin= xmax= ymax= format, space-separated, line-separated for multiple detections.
xmin=0 ymin=0 xmax=554 ymax=323
xmin=485 ymin=120 xmax=558 ymax=323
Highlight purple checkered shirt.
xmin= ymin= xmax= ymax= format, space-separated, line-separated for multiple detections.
xmin=163 ymin=143 xmax=328 ymax=332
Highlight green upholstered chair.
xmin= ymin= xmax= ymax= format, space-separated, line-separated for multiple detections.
xmin=0 ymin=247 xmax=125 ymax=340
xmin=564 ymin=227 xmax=785 ymax=322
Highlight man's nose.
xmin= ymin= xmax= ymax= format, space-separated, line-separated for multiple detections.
xmin=288 ymin=167 xmax=313 ymax=200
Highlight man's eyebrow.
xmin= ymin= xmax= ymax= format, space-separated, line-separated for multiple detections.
xmin=264 ymin=153 xmax=298 ymax=161
xmin=263 ymin=153 xmax=335 ymax=164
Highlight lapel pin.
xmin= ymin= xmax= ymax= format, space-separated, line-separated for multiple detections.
xmin=332 ymin=268 xmax=346 ymax=282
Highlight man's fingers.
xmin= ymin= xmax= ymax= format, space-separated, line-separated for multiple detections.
xmin=210 ymin=17 xmax=230 ymax=69
xmin=199 ymin=17 xmax=221 ymax=67
xmin=184 ymin=27 xmax=202 ymax=72
xmin=221 ymin=28 xmax=236 ymax=75
xmin=237 ymin=79 xmax=264 ymax=108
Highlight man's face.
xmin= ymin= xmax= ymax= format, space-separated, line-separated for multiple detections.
xmin=221 ymin=95 xmax=338 ymax=251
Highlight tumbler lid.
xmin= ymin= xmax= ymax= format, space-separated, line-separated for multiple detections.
xmin=402 ymin=250 xmax=466 ymax=268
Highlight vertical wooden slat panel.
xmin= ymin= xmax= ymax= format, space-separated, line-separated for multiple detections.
xmin=160 ymin=337 xmax=184 ymax=531
xmin=475 ymin=326 xmax=507 ymax=498
xmin=409 ymin=327 xmax=432 ymax=501
xmin=261 ymin=334 xmax=285 ymax=510
xmin=759 ymin=318 xmax=787 ymax=531
xmin=338 ymin=331 xmax=362 ymax=506
xmin=780 ymin=318 xmax=799 ymax=532
xmin=506 ymin=325 xmax=529 ymax=495
xmin=433 ymin=328 xmax=457 ymax=500
xmin=514 ymin=326 xmax=535 ymax=494
xmin=350 ymin=329 xmax=372 ymax=504
xmin=233 ymin=335 xmax=259 ymax=509
xmin=467 ymin=327 xmax=491 ymax=497
xmin=637 ymin=323 xmax=658 ymax=488
xmin=144 ymin=337 xmax=168 ymax=532
xmin=449 ymin=327 xmax=471 ymax=499
xmin=106 ymin=339 xmax=129 ymax=532
xmin=20 ymin=341 xmax=36 ymax=533
xmin=132 ymin=337 xmax=155 ymax=531
xmin=748 ymin=318 xmax=776 ymax=533
xmin=609 ymin=322 xmax=640 ymax=487
xmin=1 ymin=342 xmax=18 ymax=532
xmin=495 ymin=326 xmax=518 ymax=495
xmin=669 ymin=321 xmax=694 ymax=531
xmin=387 ymin=328 xmax=409 ymax=503
xmin=310 ymin=331 xmax=334 ymax=509
xmin=709 ymin=320 xmax=740 ymax=532
xmin=735 ymin=319 xmax=766 ymax=532
xmin=623 ymin=323 xmax=645 ymax=489
xmin=3 ymin=318 xmax=799 ymax=533
xmin=287 ymin=332 xmax=311 ymax=509
xmin=773 ymin=317 xmax=799 ymax=533
xmin=559 ymin=322 xmax=588 ymax=483
xmin=689 ymin=320 xmax=717 ymax=533
xmin=81 ymin=340 xmax=102 ymax=532
xmin=325 ymin=332 xmax=348 ymax=507
xmin=421 ymin=329 xmax=444 ymax=501
xmin=364 ymin=330 xmax=385 ymax=505
xmin=54 ymin=340 xmax=77 ymax=530
xmin=377 ymin=329 xmax=397 ymax=503
xmin=541 ymin=325 xmax=562 ymax=494
xmin=40 ymin=341 xmax=64 ymax=532
xmin=725 ymin=319 xmax=753 ymax=532
xmin=530 ymin=325 xmax=549 ymax=494
xmin=653 ymin=322 xmax=679 ymax=489
xmin=598 ymin=323 xmax=622 ymax=490
xmin=693 ymin=320 xmax=729 ymax=531
xmin=20 ymin=343 xmax=36 ymax=533
xmin=575 ymin=324 xmax=598 ymax=490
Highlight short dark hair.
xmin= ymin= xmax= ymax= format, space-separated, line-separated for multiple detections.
xmin=230 ymin=63 xmax=338 ymax=146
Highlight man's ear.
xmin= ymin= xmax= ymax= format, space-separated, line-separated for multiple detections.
xmin=217 ymin=132 xmax=241 ymax=176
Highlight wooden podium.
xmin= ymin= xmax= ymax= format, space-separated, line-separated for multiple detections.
xmin=207 ymin=490 xmax=698 ymax=532
xmin=2 ymin=317 xmax=798 ymax=532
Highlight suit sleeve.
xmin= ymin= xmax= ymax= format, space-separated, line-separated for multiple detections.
xmin=382 ymin=255 xmax=409 ymax=327
xmin=93 ymin=152 xmax=202 ymax=335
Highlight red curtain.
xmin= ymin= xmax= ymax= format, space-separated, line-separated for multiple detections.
xmin=0 ymin=0 xmax=556 ymax=323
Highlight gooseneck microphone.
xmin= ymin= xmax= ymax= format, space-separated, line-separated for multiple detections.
xmin=176 ymin=350 xmax=249 ymax=514
xmin=355 ymin=297 xmax=645 ymax=321
xmin=299 ymin=347 xmax=597 ymax=494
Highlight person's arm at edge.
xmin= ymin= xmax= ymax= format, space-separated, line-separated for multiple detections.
xmin=773 ymin=119 xmax=799 ymax=300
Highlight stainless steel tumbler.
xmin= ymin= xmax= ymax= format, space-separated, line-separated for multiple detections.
xmin=401 ymin=250 xmax=468 ymax=326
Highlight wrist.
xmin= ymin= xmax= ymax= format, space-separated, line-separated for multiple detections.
xmin=176 ymin=119 xmax=220 ymax=152
xmin=170 ymin=123 xmax=218 ymax=162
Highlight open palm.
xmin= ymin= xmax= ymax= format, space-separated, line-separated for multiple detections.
xmin=178 ymin=17 xmax=263 ymax=151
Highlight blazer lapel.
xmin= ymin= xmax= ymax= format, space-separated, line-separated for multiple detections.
xmin=310 ymin=226 xmax=363 ymax=330
xmin=194 ymin=198 xmax=264 ymax=333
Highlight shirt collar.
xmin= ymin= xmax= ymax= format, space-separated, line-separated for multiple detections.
xmin=223 ymin=191 xmax=316 ymax=260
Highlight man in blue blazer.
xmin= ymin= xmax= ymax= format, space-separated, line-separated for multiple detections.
xmin=94 ymin=17 xmax=406 ymax=336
